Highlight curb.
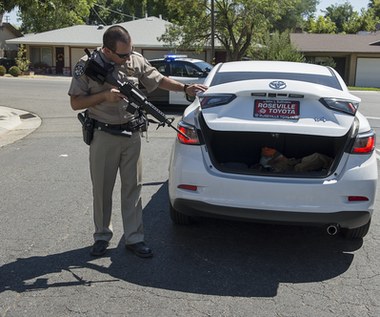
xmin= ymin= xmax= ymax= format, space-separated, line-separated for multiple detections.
xmin=0 ymin=106 xmax=42 ymax=147
xmin=0 ymin=106 xmax=22 ymax=135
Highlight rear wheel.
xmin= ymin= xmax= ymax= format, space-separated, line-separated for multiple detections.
xmin=169 ymin=203 xmax=193 ymax=225
xmin=343 ymin=220 xmax=371 ymax=239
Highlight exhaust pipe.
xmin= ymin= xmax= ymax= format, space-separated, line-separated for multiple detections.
xmin=326 ymin=224 xmax=340 ymax=236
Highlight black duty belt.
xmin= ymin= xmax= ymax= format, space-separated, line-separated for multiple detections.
xmin=94 ymin=121 xmax=134 ymax=137
xmin=94 ymin=121 xmax=132 ymax=130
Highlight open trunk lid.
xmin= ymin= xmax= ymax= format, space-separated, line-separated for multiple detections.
xmin=200 ymin=79 xmax=360 ymax=137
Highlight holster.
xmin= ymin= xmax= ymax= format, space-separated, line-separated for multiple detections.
xmin=77 ymin=110 xmax=94 ymax=145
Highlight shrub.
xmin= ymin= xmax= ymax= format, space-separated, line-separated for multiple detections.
xmin=0 ymin=65 xmax=6 ymax=76
xmin=9 ymin=66 xmax=21 ymax=77
xmin=33 ymin=62 xmax=49 ymax=69
xmin=16 ymin=44 xmax=31 ymax=72
xmin=32 ymin=62 xmax=50 ymax=74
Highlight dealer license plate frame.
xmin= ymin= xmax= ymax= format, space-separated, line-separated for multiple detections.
xmin=254 ymin=99 xmax=300 ymax=120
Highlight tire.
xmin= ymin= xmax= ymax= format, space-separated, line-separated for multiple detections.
xmin=169 ymin=204 xmax=193 ymax=225
xmin=343 ymin=220 xmax=371 ymax=239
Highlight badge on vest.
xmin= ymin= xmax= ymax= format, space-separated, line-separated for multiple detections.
xmin=74 ymin=62 xmax=85 ymax=78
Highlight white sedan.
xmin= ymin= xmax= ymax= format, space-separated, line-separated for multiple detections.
xmin=168 ymin=61 xmax=377 ymax=239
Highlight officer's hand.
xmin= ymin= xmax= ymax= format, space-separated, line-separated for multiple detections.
xmin=186 ymin=84 xmax=208 ymax=96
xmin=105 ymin=88 xmax=127 ymax=103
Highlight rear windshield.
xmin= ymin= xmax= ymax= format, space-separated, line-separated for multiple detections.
xmin=210 ymin=71 xmax=342 ymax=90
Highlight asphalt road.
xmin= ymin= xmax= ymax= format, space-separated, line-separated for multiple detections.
xmin=0 ymin=77 xmax=379 ymax=317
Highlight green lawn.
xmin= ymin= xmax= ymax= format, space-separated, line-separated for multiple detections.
xmin=348 ymin=86 xmax=380 ymax=91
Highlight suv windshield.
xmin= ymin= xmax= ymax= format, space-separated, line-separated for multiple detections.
xmin=211 ymin=71 xmax=342 ymax=90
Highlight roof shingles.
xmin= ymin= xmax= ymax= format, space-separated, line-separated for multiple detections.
xmin=290 ymin=33 xmax=380 ymax=53
xmin=6 ymin=16 xmax=172 ymax=47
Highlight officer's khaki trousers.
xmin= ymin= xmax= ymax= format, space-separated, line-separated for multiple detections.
xmin=89 ymin=129 xmax=144 ymax=245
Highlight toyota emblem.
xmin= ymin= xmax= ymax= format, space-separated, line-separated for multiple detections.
xmin=269 ymin=81 xmax=287 ymax=90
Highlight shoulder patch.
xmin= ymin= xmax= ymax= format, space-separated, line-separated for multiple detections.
xmin=74 ymin=61 xmax=86 ymax=79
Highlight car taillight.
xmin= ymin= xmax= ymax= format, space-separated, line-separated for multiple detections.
xmin=178 ymin=184 xmax=198 ymax=191
xmin=177 ymin=121 xmax=200 ymax=145
xmin=348 ymin=196 xmax=369 ymax=202
xmin=319 ymin=98 xmax=359 ymax=116
xmin=199 ymin=94 xmax=236 ymax=109
xmin=351 ymin=130 xmax=375 ymax=154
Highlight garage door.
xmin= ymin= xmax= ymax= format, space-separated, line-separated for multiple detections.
xmin=355 ymin=58 xmax=380 ymax=88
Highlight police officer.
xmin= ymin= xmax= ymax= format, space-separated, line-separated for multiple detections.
xmin=68 ymin=25 xmax=207 ymax=258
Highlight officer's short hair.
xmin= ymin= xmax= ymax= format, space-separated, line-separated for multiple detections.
xmin=103 ymin=26 xmax=131 ymax=51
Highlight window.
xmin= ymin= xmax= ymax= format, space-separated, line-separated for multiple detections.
xmin=30 ymin=47 xmax=53 ymax=67
xmin=184 ymin=63 xmax=203 ymax=78
xmin=171 ymin=62 xmax=188 ymax=77
xmin=170 ymin=61 xmax=203 ymax=78
xmin=41 ymin=48 xmax=52 ymax=66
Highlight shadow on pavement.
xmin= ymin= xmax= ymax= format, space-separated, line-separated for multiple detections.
xmin=0 ymin=182 xmax=362 ymax=297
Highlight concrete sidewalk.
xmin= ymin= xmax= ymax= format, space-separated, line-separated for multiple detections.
xmin=0 ymin=106 xmax=41 ymax=147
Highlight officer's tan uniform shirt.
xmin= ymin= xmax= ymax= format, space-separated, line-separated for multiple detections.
xmin=68 ymin=49 xmax=164 ymax=124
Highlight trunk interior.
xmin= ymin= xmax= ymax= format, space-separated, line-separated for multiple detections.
xmin=199 ymin=114 xmax=352 ymax=178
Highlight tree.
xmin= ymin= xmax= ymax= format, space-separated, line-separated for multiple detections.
xmin=323 ymin=1 xmax=354 ymax=33
xmin=1 ymin=0 xmax=171 ymax=32
xmin=15 ymin=44 xmax=31 ymax=72
xmin=18 ymin=0 xmax=95 ymax=33
xmin=0 ymin=0 xmax=24 ymax=24
xmin=88 ymin=0 xmax=170 ymax=25
xmin=273 ymin=0 xmax=319 ymax=32
xmin=305 ymin=15 xmax=337 ymax=33
xmin=1 ymin=0 xmax=21 ymax=13
xmin=158 ymin=0 xmax=210 ymax=53
xmin=0 ymin=0 xmax=95 ymax=33
xmin=342 ymin=8 xmax=380 ymax=33
xmin=369 ymin=0 xmax=380 ymax=17
xmin=305 ymin=1 xmax=380 ymax=34
xmin=254 ymin=30 xmax=305 ymax=62
xmin=160 ymin=0 xmax=301 ymax=61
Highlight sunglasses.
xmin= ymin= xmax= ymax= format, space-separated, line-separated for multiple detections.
xmin=111 ymin=49 xmax=133 ymax=59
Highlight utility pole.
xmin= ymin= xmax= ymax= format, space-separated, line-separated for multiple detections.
xmin=211 ymin=0 xmax=215 ymax=65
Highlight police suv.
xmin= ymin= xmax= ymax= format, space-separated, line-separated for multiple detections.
xmin=146 ymin=55 xmax=213 ymax=105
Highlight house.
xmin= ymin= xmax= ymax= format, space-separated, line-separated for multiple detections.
xmin=6 ymin=16 xmax=225 ymax=76
xmin=7 ymin=16 xmax=379 ymax=87
xmin=0 ymin=22 xmax=22 ymax=58
xmin=291 ymin=32 xmax=380 ymax=88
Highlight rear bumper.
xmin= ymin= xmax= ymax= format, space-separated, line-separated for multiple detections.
xmin=169 ymin=142 xmax=377 ymax=217
xmin=173 ymin=198 xmax=371 ymax=229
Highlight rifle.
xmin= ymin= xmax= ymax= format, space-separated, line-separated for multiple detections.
xmin=83 ymin=49 xmax=189 ymax=139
